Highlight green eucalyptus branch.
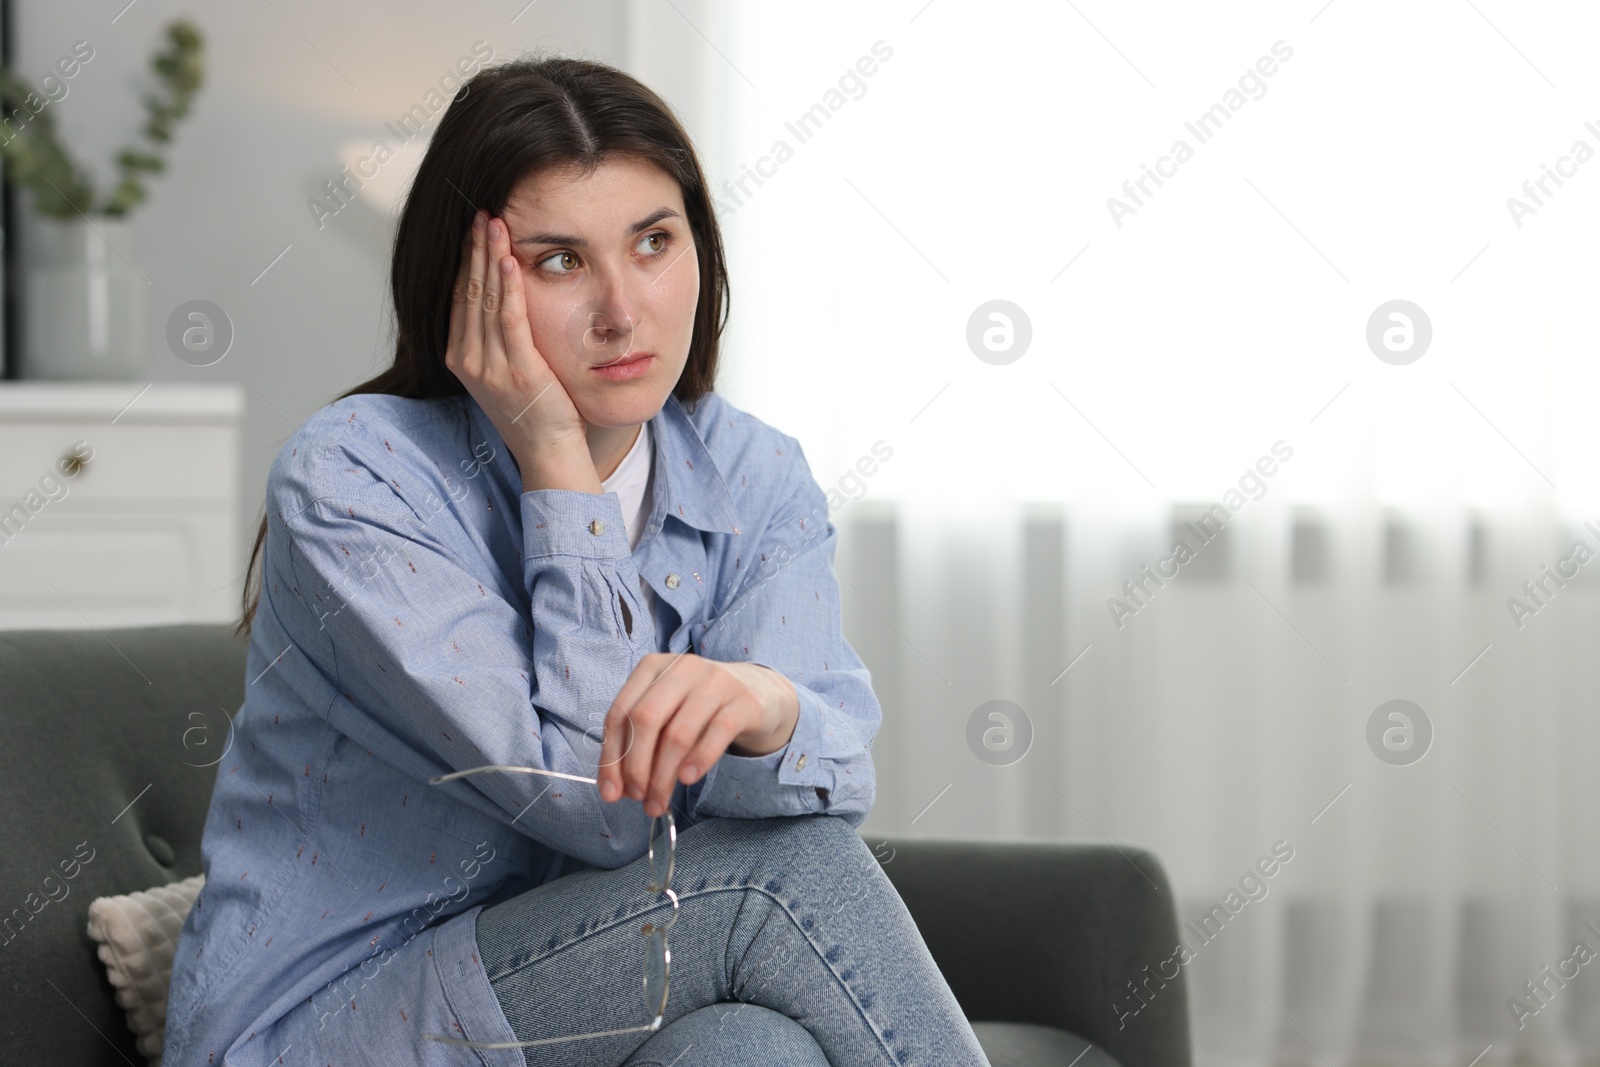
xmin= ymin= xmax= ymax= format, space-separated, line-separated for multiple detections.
xmin=0 ymin=67 xmax=94 ymax=217
xmin=103 ymin=21 xmax=203 ymax=217
xmin=0 ymin=19 xmax=203 ymax=220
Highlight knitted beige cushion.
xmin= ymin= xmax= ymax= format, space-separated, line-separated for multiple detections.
xmin=85 ymin=874 xmax=204 ymax=1067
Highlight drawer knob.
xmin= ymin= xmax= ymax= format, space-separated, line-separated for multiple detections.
xmin=59 ymin=450 xmax=90 ymax=477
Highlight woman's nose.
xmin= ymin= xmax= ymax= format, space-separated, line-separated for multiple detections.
xmin=571 ymin=299 xmax=639 ymax=366
xmin=584 ymin=280 xmax=642 ymax=354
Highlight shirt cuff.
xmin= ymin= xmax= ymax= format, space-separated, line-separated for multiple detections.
xmin=521 ymin=489 xmax=633 ymax=560
xmin=688 ymin=682 xmax=834 ymax=819
xmin=773 ymin=682 xmax=831 ymax=790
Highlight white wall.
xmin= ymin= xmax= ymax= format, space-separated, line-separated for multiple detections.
xmin=9 ymin=0 xmax=730 ymax=614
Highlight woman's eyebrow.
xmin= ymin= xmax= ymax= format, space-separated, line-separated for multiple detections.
xmin=514 ymin=207 xmax=681 ymax=248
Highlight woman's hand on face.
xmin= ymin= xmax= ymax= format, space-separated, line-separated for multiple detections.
xmin=596 ymin=653 xmax=801 ymax=817
xmin=447 ymin=209 xmax=587 ymax=464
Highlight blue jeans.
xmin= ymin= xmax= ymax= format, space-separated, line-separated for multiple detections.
xmin=474 ymin=813 xmax=993 ymax=1066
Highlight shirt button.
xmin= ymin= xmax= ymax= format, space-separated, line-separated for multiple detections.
xmin=665 ymin=573 xmax=680 ymax=589
xmin=795 ymin=754 xmax=807 ymax=770
xmin=588 ymin=519 xmax=605 ymax=535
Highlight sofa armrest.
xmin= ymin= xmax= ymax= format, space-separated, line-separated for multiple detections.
xmin=872 ymin=836 xmax=1191 ymax=1067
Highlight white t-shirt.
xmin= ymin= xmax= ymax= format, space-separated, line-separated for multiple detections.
xmin=599 ymin=421 xmax=659 ymax=627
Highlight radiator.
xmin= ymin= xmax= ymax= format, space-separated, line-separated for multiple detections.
xmin=839 ymin=497 xmax=1600 ymax=1064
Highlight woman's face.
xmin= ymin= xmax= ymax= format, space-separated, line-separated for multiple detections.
xmin=499 ymin=156 xmax=700 ymax=430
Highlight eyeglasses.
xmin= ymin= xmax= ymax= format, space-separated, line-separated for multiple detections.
xmin=417 ymin=763 xmax=678 ymax=1050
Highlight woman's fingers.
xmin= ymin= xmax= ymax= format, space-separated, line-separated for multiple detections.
xmin=645 ymin=687 xmax=739 ymax=813
xmin=456 ymin=210 xmax=489 ymax=375
xmin=616 ymin=657 xmax=682 ymax=805
xmin=604 ymin=654 xmax=688 ymax=808
xmin=599 ymin=659 xmax=657 ymax=802
xmin=597 ymin=704 xmax=631 ymax=801
xmin=496 ymin=243 xmax=548 ymax=389
xmin=481 ymin=217 xmax=510 ymax=377
xmin=640 ymin=690 xmax=715 ymax=815
xmin=600 ymin=655 xmax=765 ymax=818
xmin=597 ymin=672 xmax=648 ymax=802
xmin=676 ymin=701 xmax=748 ymax=785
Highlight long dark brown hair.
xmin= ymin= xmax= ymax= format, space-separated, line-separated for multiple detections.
xmin=235 ymin=53 xmax=731 ymax=637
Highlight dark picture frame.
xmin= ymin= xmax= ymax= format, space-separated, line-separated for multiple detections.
xmin=0 ymin=0 xmax=15 ymax=379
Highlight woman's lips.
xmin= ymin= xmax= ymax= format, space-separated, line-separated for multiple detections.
xmin=590 ymin=353 xmax=654 ymax=381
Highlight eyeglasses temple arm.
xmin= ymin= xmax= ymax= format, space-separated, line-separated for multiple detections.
xmin=429 ymin=763 xmax=600 ymax=785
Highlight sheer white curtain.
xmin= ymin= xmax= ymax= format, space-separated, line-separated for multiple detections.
xmin=689 ymin=1 xmax=1600 ymax=1062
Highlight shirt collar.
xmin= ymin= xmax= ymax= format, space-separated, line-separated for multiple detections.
xmin=464 ymin=390 xmax=742 ymax=536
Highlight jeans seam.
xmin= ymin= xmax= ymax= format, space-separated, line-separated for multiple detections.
xmin=484 ymin=884 xmax=739 ymax=982
xmin=484 ymin=882 xmax=898 ymax=1064
xmin=736 ymin=885 xmax=896 ymax=1064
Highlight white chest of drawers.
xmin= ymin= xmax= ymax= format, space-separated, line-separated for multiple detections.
xmin=0 ymin=382 xmax=245 ymax=629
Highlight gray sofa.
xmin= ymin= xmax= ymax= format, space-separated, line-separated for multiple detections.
xmin=0 ymin=624 xmax=1191 ymax=1066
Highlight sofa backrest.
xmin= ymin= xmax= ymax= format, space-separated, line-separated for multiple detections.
xmin=0 ymin=623 xmax=248 ymax=1066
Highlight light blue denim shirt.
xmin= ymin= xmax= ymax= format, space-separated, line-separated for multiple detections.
xmin=162 ymin=388 xmax=881 ymax=1066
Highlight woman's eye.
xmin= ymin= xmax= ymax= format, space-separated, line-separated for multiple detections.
xmin=535 ymin=250 xmax=579 ymax=274
xmin=533 ymin=232 xmax=675 ymax=276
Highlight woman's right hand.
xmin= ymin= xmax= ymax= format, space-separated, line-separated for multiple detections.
xmin=447 ymin=209 xmax=587 ymax=466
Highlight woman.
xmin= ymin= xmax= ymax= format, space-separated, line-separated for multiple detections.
xmin=162 ymin=54 xmax=992 ymax=1067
